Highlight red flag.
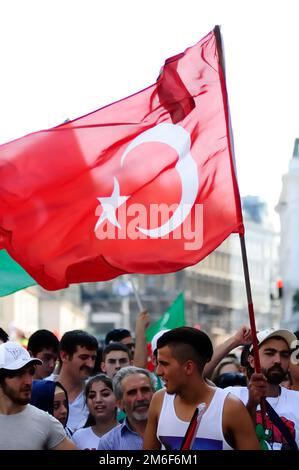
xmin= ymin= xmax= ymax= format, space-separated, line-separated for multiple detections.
xmin=180 ymin=403 xmax=206 ymax=450
xmin=0 ymin=29 xmax=243 ymax=291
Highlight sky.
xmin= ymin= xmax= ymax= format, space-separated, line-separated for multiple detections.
xmin=1 ymin=0 xmax=299 ymax=227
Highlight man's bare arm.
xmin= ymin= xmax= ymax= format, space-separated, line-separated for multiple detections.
xmin=133 ymin=310 xmax=150 ymax=368
xmin=223 ymin=394 xmax=260 ymax=450
xmin=204 ymin=326 xmax=252 ymax=379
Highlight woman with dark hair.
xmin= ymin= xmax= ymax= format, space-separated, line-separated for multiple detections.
xmin=71 ymin=374 xmax=117 ymax=449
xmin=30 ymin=380 xmax=70 ymax=431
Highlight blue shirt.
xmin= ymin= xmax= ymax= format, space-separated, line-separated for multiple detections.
xmin=97 ymin=418 xmax=143 ymax=450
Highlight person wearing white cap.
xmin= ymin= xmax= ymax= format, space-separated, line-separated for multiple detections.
xmin=0 ymin=341 xmax=76 ymax=450
xmin=226 ymin=327 xmax=299 ymax=450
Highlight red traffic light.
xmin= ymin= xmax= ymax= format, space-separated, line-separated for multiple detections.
xmin=276 ymin=279 xmax=283 ymax=298
xmin=276 ymin=279 xmax=283 ymax=289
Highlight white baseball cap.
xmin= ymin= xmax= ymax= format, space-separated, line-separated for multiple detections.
xmin=151 ymin=329 xmax=170 ymax=353
xmin=0 ymin=341 xmax=42 ymax=371
xmin=250 ymin=328 xmax=297 ymax=352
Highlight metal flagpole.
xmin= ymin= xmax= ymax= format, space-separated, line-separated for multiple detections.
xmin=130 ymin=275 xmax=144 ymax=311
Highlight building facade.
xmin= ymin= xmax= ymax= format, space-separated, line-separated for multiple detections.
xmin=276 ymin=138 xmax=299 ymax=330
xmin=0 ymin=284 xmax=87 ymax=340
xmin=185 ymin=196 xmax=279 ymax=342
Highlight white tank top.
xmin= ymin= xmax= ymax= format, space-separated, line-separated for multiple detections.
xmin=157 ymin=387 xmax=233 ymax=450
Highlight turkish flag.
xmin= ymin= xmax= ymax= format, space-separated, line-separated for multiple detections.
xmin=0 ymin=29 xmax=244 ymax=291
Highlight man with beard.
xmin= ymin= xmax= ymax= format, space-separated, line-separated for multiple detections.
xmin=54 ymin=330 xmax=98 ymax=434
xmin=97 ymin=366 xmax=155 ymax=450
xmin=226 ymin=328 xmax=299 ymax=450
xmin=0 ymin=341 xmax=76 ymax=449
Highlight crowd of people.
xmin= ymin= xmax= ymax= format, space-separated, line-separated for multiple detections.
xmin=0 ymin=314 xmax=299 ymax=451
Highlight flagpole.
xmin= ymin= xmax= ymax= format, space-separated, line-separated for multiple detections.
xmin=214 ymin=25 xmax=266 ymax=425
xmin=130 ymin=276 xmax=144 ymax=311
xmin=238 ymin=236 xmax=267 ymax=427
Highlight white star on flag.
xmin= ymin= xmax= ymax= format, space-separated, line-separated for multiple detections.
xmin=95 ymin=177 xmax=129 ymax=231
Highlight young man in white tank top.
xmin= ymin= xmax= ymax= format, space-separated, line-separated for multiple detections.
xmin=143 ymin=327 xmax=260 ymax=450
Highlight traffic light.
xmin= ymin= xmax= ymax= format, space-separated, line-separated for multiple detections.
xmin=276 ymin=278 xmax=283 ymax=299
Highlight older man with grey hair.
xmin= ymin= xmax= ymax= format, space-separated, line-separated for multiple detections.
xmin=97 ymin=366 xmax=155 ymax=450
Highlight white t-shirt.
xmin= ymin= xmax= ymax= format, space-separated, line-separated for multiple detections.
xmin=72 ymin=426 xmax=100 ymax=450
xmin=0 ymin=404 xmax=66 ymax=450
xmin=227 ymin=386 xmax=299 ymax=450
xmin=67 ymin=390 xmax=89 ymax=433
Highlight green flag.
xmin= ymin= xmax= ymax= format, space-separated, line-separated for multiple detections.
xmin=0 ymin=249 xmax=37 ymax=296
xmin=146 ymin=292 xmax=185 ymax=343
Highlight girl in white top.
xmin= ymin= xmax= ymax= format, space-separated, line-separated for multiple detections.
xmin=72 ymin=374 xmax=118 ymax=449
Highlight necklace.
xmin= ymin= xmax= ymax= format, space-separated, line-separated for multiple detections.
xmin=266 ymin=389 xmax=281 ymax=409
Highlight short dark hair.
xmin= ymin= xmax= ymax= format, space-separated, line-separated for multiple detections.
xmin=27 ymin=329 xmax=59 ymax=355
xmin=240 ymin=344 xmax=251 ymax=367
xmin=157 ymin=327 xmax=213 ymax=372
xmin=0 ymin=328 xmax=9 ymax=343
xmin=0 ymin=364 xmax=36 ymax=385
xmin=60 ymin=330 xmax=98 ymax=357
xmin=0 ymin=369 xmax=9 ymax=385
xmin=102 ymin=342 xmax=131 ymax=362
xmin=105 ymin=329 xmax=131 ymax=345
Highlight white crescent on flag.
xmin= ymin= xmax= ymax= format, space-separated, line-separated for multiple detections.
xmin=120 ymin=122 xmax=199 ymax=237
